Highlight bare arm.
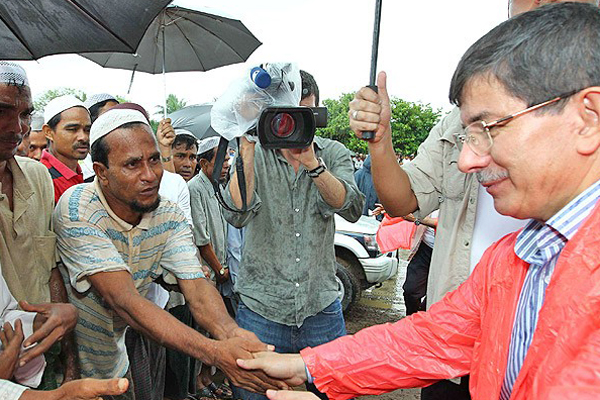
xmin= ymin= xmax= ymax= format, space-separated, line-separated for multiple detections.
xmin=48 ymin=268 xmax=79 ymax=382
xmin=311 ymin=170 xmax=346 ymax=209
xmin=198 ymin=244 xmax=229 ymax=284
xmin=229 ymin=138 xmax=256 ymax=209
xmin=156 ymin=118 xmax=176 ymax=173
xmin=349 ymin=71 xmax=418 ymax=217
xmin=88 ymin=271 xmax=284 ymax=393
xmin=87 ymin=270 xmax=218 ymax=363
xmin=19 ymin=377 xmax=129 ymax=400
xmin=288 ymin=148 xmax=346 ymax=209
xmin=177 ymin=273 xmax=237 ymax=340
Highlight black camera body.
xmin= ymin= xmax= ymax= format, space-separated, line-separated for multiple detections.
xmin=257 ymin=106 xmax=328 ymax=149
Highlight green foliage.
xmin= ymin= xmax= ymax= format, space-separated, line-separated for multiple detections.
xmin=316 ymin=93 xmax=442 ymax=156
xmin=156 ymin=93 xmax=187 ymax=115
xmin=115 ymin=95 xmax=130 ymax=104
xmin=33 ymin=88 xmax=87 ymax=111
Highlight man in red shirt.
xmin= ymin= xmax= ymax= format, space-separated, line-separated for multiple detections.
xmin=40 ymin=96 xmax=91 ymax=203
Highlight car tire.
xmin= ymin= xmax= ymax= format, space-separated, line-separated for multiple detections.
xmin=335 ymin=259 xmax=361 ymax=313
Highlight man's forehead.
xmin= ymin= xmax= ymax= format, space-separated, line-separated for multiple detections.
xmin=106 ymin=125 xmax=156 ymax=154
xmin=459 ymin=75 xmax=523 ymax=125
xmin=59 ymin=106 xmax=92 ymax=123
xmin=0 ymin=83 xmax=32 ymax=107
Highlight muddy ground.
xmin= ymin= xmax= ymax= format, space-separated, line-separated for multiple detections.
xmin=343 ymin=257 xmax=421 ymax=400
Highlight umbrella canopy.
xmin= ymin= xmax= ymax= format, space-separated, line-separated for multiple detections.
xmin=80 ymin=6 xmax=262 ymax=74
xmin=169 ymin=104 xmax=218 ymax=140
xmin=0 ymin=0 xmax=172 ymax=60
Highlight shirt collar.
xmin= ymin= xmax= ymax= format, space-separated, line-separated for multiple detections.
xmin=7 ymin=157 xmax=34 ymax=200
xmin=516 ymin=178 xmax=600 ymax=262
xmin=41 ymin=150 xmax=82 ymax=180
xmin=93 ymin=178 xmax=152 ymax=231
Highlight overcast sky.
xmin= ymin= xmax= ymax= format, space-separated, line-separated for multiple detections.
xmin=16 ymin=0 xmax=508 ymax=117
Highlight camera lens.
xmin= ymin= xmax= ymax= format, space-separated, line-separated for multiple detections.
xmin=270 ymin=113 xmax=295 ymax=138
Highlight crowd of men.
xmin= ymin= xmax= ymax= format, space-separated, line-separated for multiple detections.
xmin=1 ymin=1 xmax=600 ymax=400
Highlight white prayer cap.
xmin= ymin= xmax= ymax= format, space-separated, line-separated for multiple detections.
xmin=84 ymin=93 xmax=118 ymax=110
xmin=197 ymin=136 xmax=221 ymax=155
xmin=90 ymin=108 xmax=149 ymax=146
xmin=174 ymin=128 xmax=194 ymax=137
xmin=44 ymin=95 xmax=87 ymax=124
xmin=30 ymin=112 xmax=44 ymax=131
xmin=0 ymin=62 xmax=28 ymax=87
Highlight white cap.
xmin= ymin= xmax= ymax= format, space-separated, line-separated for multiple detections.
xmin=30 ymin=112 xmax=44 ymax=131
xmin=90 ymin=108 xmax=149 ymax=146
xmin=174 ymin=128 xmax=194 ymax=137
xmin=197 ymin=136 xmax=221 ymax=155
xmin=44 ymin=95 xmax=87 ymax=124
xmin=0 ymin=62 xmax=28 ymax=87
xmin=84 ymin=93 xmax=118 ymax=110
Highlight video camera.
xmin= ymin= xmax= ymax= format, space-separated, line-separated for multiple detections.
xmin=256 ymin=106 xmax=327 ymax=149
xmin=211 ymin=63 xmax=328 ymax=149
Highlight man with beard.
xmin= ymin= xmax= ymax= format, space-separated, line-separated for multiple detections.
xmin=53 ymin=106 xmax=286 ymax=400
xmin=41 ymin=95 xmax=91 ymax=203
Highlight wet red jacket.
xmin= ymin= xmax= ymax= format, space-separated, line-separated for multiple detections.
xmin=301 ymin=203 xmax=600 ymax=400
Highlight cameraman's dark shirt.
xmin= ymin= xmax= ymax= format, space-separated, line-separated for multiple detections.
xmin=223 ymin=136 xmax=364 ymax=326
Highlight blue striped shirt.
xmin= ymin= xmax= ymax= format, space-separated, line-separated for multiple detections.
xmin=500 ymin=179 xmax=600 ymax=400
xmin=54 ymin=180 xmax=205 ymax=379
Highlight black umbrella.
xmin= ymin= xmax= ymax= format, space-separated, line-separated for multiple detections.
xmin=0 ymin=0 xmax=172 ymax=60
xmin=80 ymin=5 xmax=262 ymax=116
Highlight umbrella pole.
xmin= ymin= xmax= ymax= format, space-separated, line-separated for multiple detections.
xmin=162 ymin=25 xmax=167 ymax=118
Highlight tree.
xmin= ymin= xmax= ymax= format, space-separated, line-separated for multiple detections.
xmin=33 ymin=88 xmax=87 ymax=111
xmin=155 ymin=93 xmax=187 ymax=116
xmin=316 ymin=93 xmax=443 ymax=156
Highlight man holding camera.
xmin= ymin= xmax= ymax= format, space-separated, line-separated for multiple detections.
xmin=223 ymin=70 xmax=364 ymax=400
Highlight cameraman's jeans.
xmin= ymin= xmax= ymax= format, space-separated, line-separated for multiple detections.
xmin=233 ymin=299 xmax=347 ymax=400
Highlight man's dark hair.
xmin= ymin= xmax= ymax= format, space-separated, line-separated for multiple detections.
xmin=89 ymin=100 xmax=115 ymax=123
xmin=91 ymin=122 xmax=149 ymax=167
xmin=47 ymin=113 xmax=61 ymax=130
xmin=198 ymin=148 xmax=215 ymax=162
xmin=449 ymin=2 xmax=600 ymax=113
xmin=172 ymin=133 xmax=198 ymax=151
xmin=300 ymin=70 xmax=319 ymax=106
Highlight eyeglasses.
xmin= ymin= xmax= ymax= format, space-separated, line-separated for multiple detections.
xmin=457 ymin=89 xmax=582 ymax=156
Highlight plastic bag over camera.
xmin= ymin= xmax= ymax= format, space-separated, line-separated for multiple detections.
xmin=211 ymin=62 xmax=301 ymax=141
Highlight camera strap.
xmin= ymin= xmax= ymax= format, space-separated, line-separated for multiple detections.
xmin=211 ymin=137 xmax=247 ymax=213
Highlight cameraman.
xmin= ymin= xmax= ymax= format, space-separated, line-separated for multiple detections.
xmin=223 ymin=70 xmax=364 ymax=400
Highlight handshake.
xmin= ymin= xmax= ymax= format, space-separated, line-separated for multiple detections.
xmin=237 ymin=352 xmax=321 ymax=400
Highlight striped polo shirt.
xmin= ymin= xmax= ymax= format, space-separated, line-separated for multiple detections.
xmin=53 ymin=179 xmax=205 ymax=379
xmin=40 ymin=149 xmax=83 ymax=204
xmin=500 ymin=179 xmax=600 ymax=399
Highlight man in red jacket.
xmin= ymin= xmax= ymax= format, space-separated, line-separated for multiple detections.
xmin=237 ymin=4 xmax=600 ymax=400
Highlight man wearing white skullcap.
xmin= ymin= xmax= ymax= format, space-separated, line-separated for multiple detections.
xmin=0 ymin=61 xmax=134 ymax=399
xmin=40 ymin=95 xmax=91 ymax=203
xmin=171 ymin=129 xmax=198 ymax=182
xmin=53 ymin=106 xmax=286 ymax=399
xmin=84 ymin=93 xmax=119 ymax=123
xmin=26 ymin=112 xmax=47 ymax=161
xmin=184 ymin=136 xmax=231 ymax=400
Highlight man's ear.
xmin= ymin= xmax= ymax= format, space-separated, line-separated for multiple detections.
xmin=93 ymin=161 xmax=109 ymax=185
xmin=42 ymin=124 xmax=55 ymax=142
xmin=575 ymin=88 xmax=600 ymax=156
